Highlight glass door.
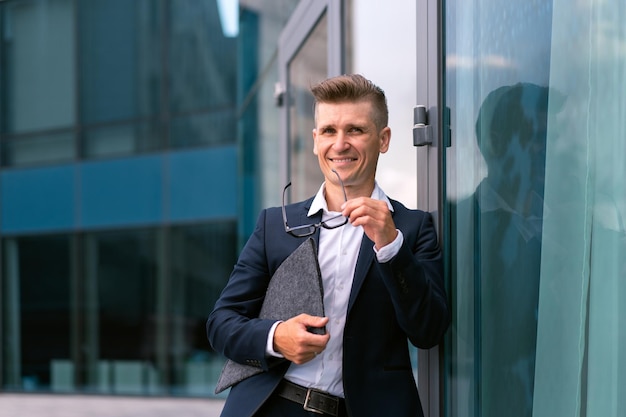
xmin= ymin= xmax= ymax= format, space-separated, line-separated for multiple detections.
xmin=443 ymin=1 xmax=556 ymax=416
xmin=443 ymin=1 xmax=626 ymax=417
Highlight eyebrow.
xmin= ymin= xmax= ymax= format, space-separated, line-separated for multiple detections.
xmin=317 ymin=124 xmax=336 ymax=132
xmin=318 ymin=122 xmax=369 ymax=131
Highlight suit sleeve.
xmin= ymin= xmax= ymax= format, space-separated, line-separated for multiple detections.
xmin=376 ymin=210 xmax=450 ymax=349
xmin=206 ymin=209 xmax=282 ymax=371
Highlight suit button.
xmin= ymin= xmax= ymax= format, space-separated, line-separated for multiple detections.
xmin=396 ymin=272 xmax=409 ymax=294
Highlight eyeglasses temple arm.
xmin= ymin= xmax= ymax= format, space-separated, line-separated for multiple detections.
xmin=331 ymin=169 xmax=348 ymax=202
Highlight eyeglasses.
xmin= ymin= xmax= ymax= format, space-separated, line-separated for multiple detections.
xmin=282 ymin=169 xmax=348 ymax=237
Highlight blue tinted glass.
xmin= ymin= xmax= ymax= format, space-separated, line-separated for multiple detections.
xmin=1 ymin=236 xmax=72 ymax=391
xmin=169 ymin=110 xmax=236 ymax=148
xmin=168 ymin=0 xmax=236 ymax=113
xmin=442 ymin=1 xmax=586 ymax=417
xmin=0 ymin=0 xmax=76 ymax=134
xmin=1 ymin=131 xmax=75 ymax=167
xmin=79 ymin=0 xmax=162 ymax=124
xmin=83 ymin=122 xmax=162 ymax=159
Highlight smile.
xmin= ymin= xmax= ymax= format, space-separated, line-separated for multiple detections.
xmin=330 ymin=158 xmax=356 ymax=162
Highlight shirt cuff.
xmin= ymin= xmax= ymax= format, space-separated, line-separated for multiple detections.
xmin=266 ymin=321 xmax=284 ymax=358
xmin=373 ymin=229 xmax=403 ymax=263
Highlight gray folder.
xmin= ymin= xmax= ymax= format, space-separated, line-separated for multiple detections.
xmin=214 ymin=237 xmax=325 ymax=393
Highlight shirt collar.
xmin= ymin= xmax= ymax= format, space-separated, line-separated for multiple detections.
xmin=307 ymin=181 xmax=394 ymax=217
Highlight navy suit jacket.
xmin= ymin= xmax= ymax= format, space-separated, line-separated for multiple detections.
xmin=207 ymin=196 xmax=450 ymax=417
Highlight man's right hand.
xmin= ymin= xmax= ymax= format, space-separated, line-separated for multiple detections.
xmin=273 ymin=314 xmax=330 ymax=364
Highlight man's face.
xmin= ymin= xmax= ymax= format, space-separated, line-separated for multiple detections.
xmin=313 ymin=100 xmax=390 ymax=193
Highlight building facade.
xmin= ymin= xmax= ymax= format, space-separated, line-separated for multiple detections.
xmin=0 ymin=0 xmax=242 ymax=397
xmin=1 ymin=0 xmax=624 ymax=416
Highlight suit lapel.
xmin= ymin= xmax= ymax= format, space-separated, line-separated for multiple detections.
xmin=347 ymin=202 xmax=398 ymax=314
xmin=347 ymin=234 xmax=375 ymax=314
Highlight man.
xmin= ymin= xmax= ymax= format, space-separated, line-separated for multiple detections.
xmin=207 ymin=74 xmax=450 ymax=417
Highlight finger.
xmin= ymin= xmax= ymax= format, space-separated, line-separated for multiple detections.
xmin=346 ymin=204 xmax=389 ymax=231
xmin=296 ymin=314 xmax=329 ymax=330
xmin=342 ymin=198 xmax=389 ymax=220
xmin=273 ymin=319 xmax=329 ymax=364
xmin=342 ymin=200 xmax=397 ymax=248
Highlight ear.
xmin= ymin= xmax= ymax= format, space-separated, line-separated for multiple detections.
xmin=379 ymin=127 xmax=391 ymax=153
xmin=312 ymin=129 xmax=319 ymax=155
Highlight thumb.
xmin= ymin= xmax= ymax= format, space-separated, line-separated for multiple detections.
xmin=298 ymin=314 xmax=329 ymax=328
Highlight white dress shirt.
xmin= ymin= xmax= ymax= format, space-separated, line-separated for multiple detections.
xmin=266 ymin=181 xmax=403 ymax=397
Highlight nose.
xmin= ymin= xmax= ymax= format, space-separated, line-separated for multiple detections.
xmin=332 ymin=131 xmax=349 ymax=151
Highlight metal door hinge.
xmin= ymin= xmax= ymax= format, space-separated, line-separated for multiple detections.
xmin=413 ymin=105 xmax=433 ymax=146
xmin=274 ymin=83 xmax=285 ymax=107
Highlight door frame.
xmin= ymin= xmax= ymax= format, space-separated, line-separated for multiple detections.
xmin=416 ymin=0 xmax=446 ymax=416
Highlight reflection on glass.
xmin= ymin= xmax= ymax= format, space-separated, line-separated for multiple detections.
xmin=443 ymin=0 xmax=626 ymax=414
xmin=83 ymin=230 xmax=158 ymax=394
xmin=1 ymin=236 xmax=72 ymax=391
xmin=287 ymin=13 xmax=328 ymax=202
xmin=532 ymin=2 xmax=626 ymax=416
xmin=169 ymin=223 xmax=235 ymax=395
xmin=79 ymin=0 xmax=161 ymax=125
xmin=445 ymin=2 xmax=555 ymax=417
xmin=1 ymin=132 xmax=75 ymax=167
xmin=83 ymin=123 xmax=162 ymax=159
xmin=1 ymin=0 xmax=76 ymax=133
xmin=449 ymin=84 xmax=560 ymax=417
xmin=168 ymin=0 xmax=236 ymax=113
xmin=170 ymin=110 xmax=236 ymax=149
xmin=471 ymin=84 xmax=559 ymax=417
xmin=0 ymin=222 xmax=236 ymax=396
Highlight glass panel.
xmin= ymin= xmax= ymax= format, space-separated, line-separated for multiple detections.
xmin=444 ymin=1 xmax=554 ymax=417
xmin=83 ymin=229 xmax=159 ymax=395
xmin=532 ymin=2 xmax=626 ymax=416
xmin=168 ymin=0 xmax=236 ymax=113
xmin=78 ymin=0 xmax=162 ymax=125
xmin=2 ymin=222 xmax=238 ymax=397
xmin=0 ymin=0 xmax=75 ymax=134
xmin=238 ymin=0 xmax=300 ymax=233
xmin=169 ymin=222 xmax=236 ymax=396
xmin=1 ymin=131 xmax=75 ymax=167
xmin=287 ymin=12 xmax=327 ymax=202
xmin=445 ymin=1 xmax=626 ymax=416
xmin=83 ymin=123 xmax=160 ymax=159
xmin=78 ymin=0 xmax=162 ymax=160
xmin=169 ymin=110 xmax=236 ymax=149
xmin=1 ymin=236 xmax=72 ymax=392
xmin=78 ymin=223 xmax=237 ymax=396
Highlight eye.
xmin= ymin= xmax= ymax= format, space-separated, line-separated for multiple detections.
xmin=348 ymin=127 xmax=364 ymax=134
xmin=320 ymin=127 xmax=336 ymax=135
